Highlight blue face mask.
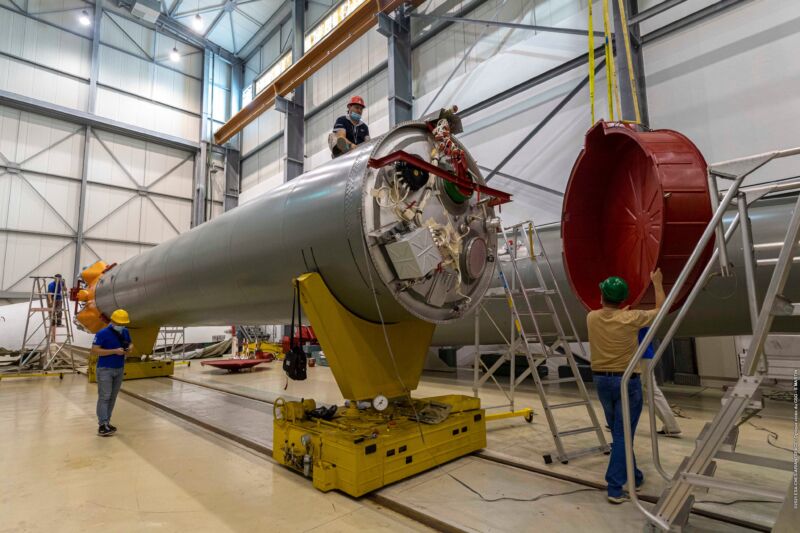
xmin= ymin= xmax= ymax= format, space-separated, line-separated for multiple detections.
xmin=350 ymin=111 xmax=362 ymax=122
xmin=112 ymin=325 xmax=125 ymax=333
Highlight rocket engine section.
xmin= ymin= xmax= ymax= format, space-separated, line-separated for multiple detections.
xmin=75 ymin=111 xmax=510 ymax=350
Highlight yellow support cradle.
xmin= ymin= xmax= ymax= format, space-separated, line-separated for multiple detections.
xmin=273 ymin=273 xmax=487 ymax=496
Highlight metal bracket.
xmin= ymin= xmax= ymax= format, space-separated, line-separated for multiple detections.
xmin=368 ymin=150 xmax=511 ymax=206
xmin=275 ymin=94 xmax=304 ymax=115
xmin=376 ymin=10 xmax=409 ymax=37
xmin=771 ymin=294 xmax=799 ymax=316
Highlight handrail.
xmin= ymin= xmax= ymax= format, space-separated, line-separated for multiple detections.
xmin=619 ymin=156 xmax=775 ymax=528
xmin=645 ymin=211 xmax=741 ymax=481
xmin=619 ymin=146 xmax=800 ymax=529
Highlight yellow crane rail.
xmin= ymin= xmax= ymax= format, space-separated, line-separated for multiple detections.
xmin=214 ymin=0 xmax=417 ymax=145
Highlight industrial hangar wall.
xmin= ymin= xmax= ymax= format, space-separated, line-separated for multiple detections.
xmin=0 ymin=4 xmax=232 ymax=304
xmin=240 ymin=0 xmax=800 ymax=229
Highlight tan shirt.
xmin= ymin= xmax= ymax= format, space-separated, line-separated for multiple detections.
xmin=587 ymin=308 xmax=658 ymax=372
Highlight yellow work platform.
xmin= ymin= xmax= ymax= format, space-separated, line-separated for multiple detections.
xmin=86 ymin=354 xmax=173 ymax=382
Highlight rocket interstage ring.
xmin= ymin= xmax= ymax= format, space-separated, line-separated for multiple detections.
xmin=561 ymin=121 xmax=714 ymax=311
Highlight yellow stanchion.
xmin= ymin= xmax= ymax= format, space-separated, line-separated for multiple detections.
xmin=615 ymin=0 xmax=641 ymax=124
xmin=0 ymin=371 xmax=69 ymax=381
xmin=486 ymin=407 xmax=534 ymax=423
xmin=602 ymin=0 xmax=621 ymax=121
xmin=588 ymin=0 xmax=595 ymax=123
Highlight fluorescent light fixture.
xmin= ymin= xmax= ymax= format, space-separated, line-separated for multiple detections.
xmin=170 ymin=47 xmax=181 ymax=62
xmin=193 ymin=14 xmax=204 ymax=31
xmin=79 ymin=10 xmax=92 ymax=26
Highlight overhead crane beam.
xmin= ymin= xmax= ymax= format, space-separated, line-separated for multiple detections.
xmin=214 ymin=0 xmax=420 ymax=145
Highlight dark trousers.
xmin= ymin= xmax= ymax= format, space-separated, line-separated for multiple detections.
xmin=96 ymin=366 xmax=124 ymax=425
xmin=595 ymin=374 xmax=644 ymax=497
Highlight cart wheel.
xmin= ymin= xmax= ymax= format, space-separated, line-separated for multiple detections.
xmin=561 ymin=460 xmax=569 ymax=465
xmin=524 ymin=412 xmax=533 ymax=423
xmin=59 ymin=373 xmax=63 ymax=380
xmin=543 ymin=454 xmax=552 ymax=464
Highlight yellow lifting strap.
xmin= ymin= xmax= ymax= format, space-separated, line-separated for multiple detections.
xmin=615 ymin=0 xmax=642 ymax=124
xmin=588 ymin=0 xmax=595 ymax=123
xmin=602 ymin=0 xmax=621 ymax=121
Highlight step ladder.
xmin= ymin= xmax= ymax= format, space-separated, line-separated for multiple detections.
xmin=495 ymin=220 xmax=608 ymax=464
xmin=156 ymin=327 xmax=186 ymax=358
xmin=18 ymin=276 xmax=76 ymax=372
xmin=617 ymin=147 xmax=800 ymax=531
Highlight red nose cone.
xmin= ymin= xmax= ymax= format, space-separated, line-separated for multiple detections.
xmin=561 ymin=121 xmax=714 ymax=311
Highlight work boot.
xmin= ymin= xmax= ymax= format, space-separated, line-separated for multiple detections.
xmin=97 ymin=424 xmax=115 ymax=437
xmin=108 ymin=423 xmax=117 ymax=432
xmin=607 ymin=493 xmax=629 ymax=504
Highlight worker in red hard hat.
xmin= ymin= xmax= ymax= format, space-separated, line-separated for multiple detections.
xmin=330 ymin=95 xmax=370 ymax=158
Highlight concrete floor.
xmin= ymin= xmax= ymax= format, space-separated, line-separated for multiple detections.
xmin=0 ymin=361 xmax=794 ymax=532
xmin=0 ymin=373 xmax=430 ymax=533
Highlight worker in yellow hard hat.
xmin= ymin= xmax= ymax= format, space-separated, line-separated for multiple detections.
xmin=90 ymin=309 xmax=135 ymax=437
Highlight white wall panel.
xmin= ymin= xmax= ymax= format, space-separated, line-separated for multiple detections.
xmin=0 ymin=55 xmax=90 ymax=111
xmin=0 ymin=106 xmax=85 ymax=177
xmin=100 ymin=11 xmax=156 ymax=60
xmin=144 ymin=154 xmax=194 ymax=199
xmin=80 ymin=241 xmax=149 ymax=270
xmin=95 ymin=86 xmax=200 ymax=141
xmin=26 ymin=0 xmax=95 ymax=38
xmin=0 ymin=173 xmax=80 ymax=234
xmin=83 ymin=130 xmax=192 ymax=247
xmin=305 ymin=29 xmax=387 ymax=113
xmin=0 ymin=6 xmax=91 ymax=78
xmin=98 ymin=45 xmax=201 ymax=115
xmin=241 ymin=139 xmax=283 ymax=193
xmin=241 ymin=109 xmax=284 ymax=156
xmin=643 ymin=0 xmax=800 ymax=183
xmin=0 ymin=235 xmax=74 ymax=292
xmin=412 ymin=0 xmax=588 ymax=117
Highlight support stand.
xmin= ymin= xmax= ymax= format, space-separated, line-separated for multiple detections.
xmin=273 ymin=273 xmax=486 ymax=496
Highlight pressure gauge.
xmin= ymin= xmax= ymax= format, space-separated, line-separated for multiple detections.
xmin=372 ymin=395 xmax=389 ymax=412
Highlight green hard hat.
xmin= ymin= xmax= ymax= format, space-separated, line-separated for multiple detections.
xmin=599 ymin=276 xmax=629 ymax=304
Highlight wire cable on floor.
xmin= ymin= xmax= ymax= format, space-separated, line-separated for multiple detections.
xmin=747 ymin=420 xmax=795 ymax=453
xmin=764 ymin=390 xmax=794 ymax=402
xmin=448 ymin=473 xmax=597 ymax=503
xmin=696 ymin=498 xmax=783 ymax=506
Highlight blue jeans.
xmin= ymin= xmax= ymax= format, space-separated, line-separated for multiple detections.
xmin=595 ymin=374 xmax=644 ymax=497
xmin=96 ymin=366 xmax=124 ymax=425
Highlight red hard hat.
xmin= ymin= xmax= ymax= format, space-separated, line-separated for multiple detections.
xmin=347 ymin=95 xmax=365 ymax=108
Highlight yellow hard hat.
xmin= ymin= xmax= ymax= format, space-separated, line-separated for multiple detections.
xmin=109 ymin=309 xmax=130 ymax=325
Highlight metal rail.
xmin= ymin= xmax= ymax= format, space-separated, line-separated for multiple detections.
xmin=214 ymin=0 xmax=422 ymax=144
xmin=619 ymin=146 xmax=800 ymax=530
xmin=119 ymin=375 xmax=772 ymax=532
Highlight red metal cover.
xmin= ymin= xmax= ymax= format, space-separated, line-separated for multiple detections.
xmin=561 ymin=121 xmax=713 ymax=311
xmin=201 ymin=359 xmax=271 ymax=370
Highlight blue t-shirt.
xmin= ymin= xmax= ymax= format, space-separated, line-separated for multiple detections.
xmin=47 ymin=280 xmax=65 ymax=300
xmin=638 ymin=327 xmax=655 ymax=360
xmin=93 ymin=325 xmax=130 ymax=369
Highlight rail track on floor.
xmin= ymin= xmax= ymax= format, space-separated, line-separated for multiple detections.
xmin=117 ymin=375 xmax=768 ymax=533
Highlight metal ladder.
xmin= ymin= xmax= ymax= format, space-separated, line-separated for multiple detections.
xmin=617 ymin=147 xmax=800 ymax=531
xmin=18 ymin=276 xmax=75 ymax=372
xmin=496 ymin=221 xmax=609 ymax=464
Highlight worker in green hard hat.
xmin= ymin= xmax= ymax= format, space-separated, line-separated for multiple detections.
xmin=587 ymin=269 xmax=665 ymax=504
